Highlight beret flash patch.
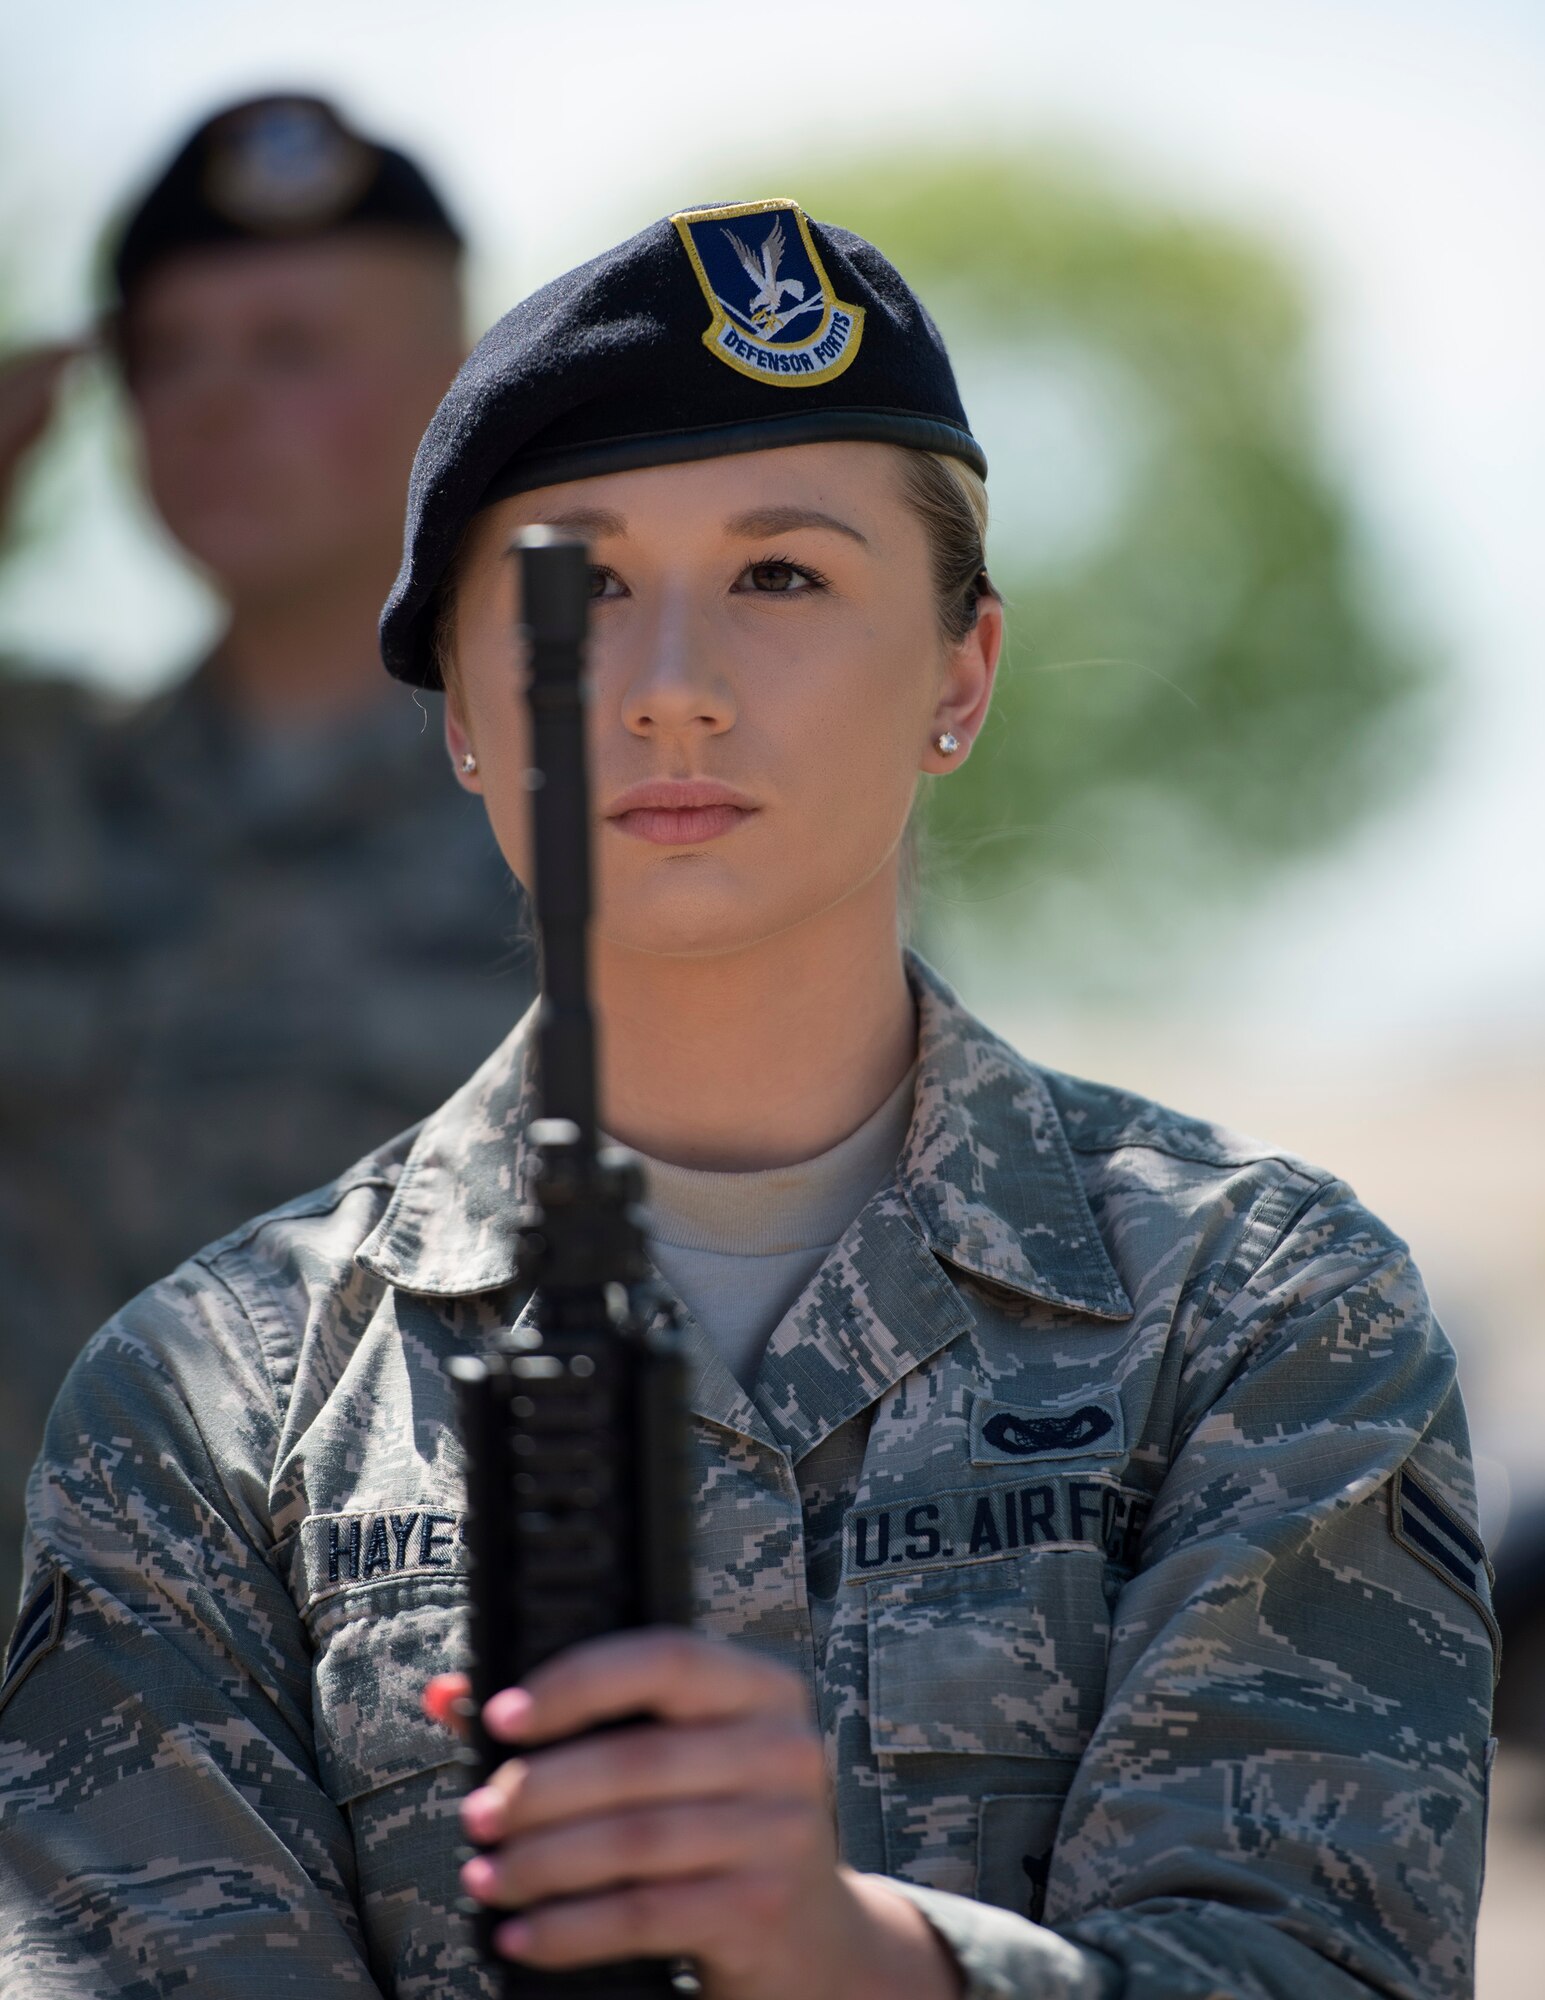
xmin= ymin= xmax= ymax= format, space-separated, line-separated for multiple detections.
xmin=674 ymin=199 xmax=864 ymax=387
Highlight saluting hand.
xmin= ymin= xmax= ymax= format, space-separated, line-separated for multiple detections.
xmin=0 ymin=343 xmax=84 ymax=523
xmin=424 ymin=1630 xmax=960 ymax=2000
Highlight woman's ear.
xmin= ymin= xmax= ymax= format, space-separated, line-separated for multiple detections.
xmin=443 ymin=696 xmax=483 ymax=794
xmin=922 ymin=596 xmax=1003 ymax=774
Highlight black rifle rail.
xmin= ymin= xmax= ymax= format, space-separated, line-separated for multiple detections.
xmin=450 ymin=531 xmax=696 ymax=2000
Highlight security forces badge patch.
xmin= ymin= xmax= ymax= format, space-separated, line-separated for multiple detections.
xmin=673 ymin=199 xmax=864 ymax=387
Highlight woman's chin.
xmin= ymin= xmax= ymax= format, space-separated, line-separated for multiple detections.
xmin=594 ymin=846 xmax=903 ymax=964
xmin=596 ymin=884 xmax=820 ymax=963
xmin=597 ymin=917 xmax=785 ymax=962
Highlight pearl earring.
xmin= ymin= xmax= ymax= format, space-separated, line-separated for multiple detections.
xmin=460 ymin=752 xmax=478 ymax=774
xmin=935 ymin=732 xmax=960 ymax=755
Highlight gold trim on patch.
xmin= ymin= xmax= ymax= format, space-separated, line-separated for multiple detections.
xmin=672 ymin=198 xmax=865 ymax=389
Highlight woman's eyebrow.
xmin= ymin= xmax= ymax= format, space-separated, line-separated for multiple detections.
xmin=726 ymin=506 xmax=869 ymax=546
xmin=510 ymin=505 xmax=629 ymax=544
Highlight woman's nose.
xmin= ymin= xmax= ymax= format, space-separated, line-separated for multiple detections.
xmin=619 ymin=595 xmax=735 ymax=740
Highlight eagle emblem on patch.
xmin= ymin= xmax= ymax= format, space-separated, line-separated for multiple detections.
xmin=673 ymin=199 xmax=864 ymax=387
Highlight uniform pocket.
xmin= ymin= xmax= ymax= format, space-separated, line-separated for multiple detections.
xmin=305 ymin=1572 xmax=468 ymax=1805
xmin=864 ymin=1550 xmax=1111 ymax=1898
xmin=868 ymin=1548 xmax=1111 ymax=1761
xmin=977 ymin=1793 xmax=1066 ymax=1922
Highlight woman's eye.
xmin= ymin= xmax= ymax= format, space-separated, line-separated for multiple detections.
xmin=588 ymin=566 xmax=626 ymax=601
xmin=740 ymin=559 xmax=824 ymax=595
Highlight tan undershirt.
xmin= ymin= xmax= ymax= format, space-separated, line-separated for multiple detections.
xmin=635 ymin=1064 xmax=918 ymax=1392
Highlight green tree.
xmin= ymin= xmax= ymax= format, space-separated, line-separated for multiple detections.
xmin=794 ymin=152 xmax=1433 ymax=991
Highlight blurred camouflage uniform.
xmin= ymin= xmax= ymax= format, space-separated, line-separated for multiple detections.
xmin=0 ymin=959 xmax=1495 ymax=1998
xmin=0 ymin=665 xmax=532 ymax=1630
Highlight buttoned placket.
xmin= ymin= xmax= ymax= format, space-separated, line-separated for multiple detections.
xmin=661 ymin=1191 xmax=979 ymax=1710
xmin=354 ymin=959 xmax=1135 ymax=1768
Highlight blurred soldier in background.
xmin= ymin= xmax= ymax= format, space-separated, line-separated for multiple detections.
xmin=0 ymin=95 xmax=532 ymax=1627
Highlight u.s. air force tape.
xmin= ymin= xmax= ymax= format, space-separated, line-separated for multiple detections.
xmin=844 ymin=1473 xmax=1152 ymax=1582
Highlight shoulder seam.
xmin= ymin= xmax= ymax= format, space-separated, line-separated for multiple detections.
xmin=1201 ymin=1171 xmax=1329 ymax=1327
xmin=192 ymin=1166 xmax=400 ymax=1430
xmin=1040 ymin=1064 xmax=1332 ymax=1183
xmin=186 ymin=1255 xmax=293 ymax=1423
xmin=190 ymin=1166 xmax=402 ymax=1268
xmin=1065 ymin=1129 xmax=1334 ymax=1189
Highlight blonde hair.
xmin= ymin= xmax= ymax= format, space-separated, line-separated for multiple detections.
xmin=894 ymin=450 xmax=996 ymax=642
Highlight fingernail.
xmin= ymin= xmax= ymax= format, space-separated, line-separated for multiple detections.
xmin=484 ymin=1688 xmax=534 ymax=1739
xmin=421 ymin=1676 xmax=457 ymax=1721
xmin=495 ymin=1919 xmax=533 ymax=1958
xmin=460 ymin=1856 xmax=497 ymax=1900
xmin=460 ymin=1788 xmax=501 ymax=1840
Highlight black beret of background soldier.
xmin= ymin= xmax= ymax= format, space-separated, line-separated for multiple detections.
xmin=0 ymin=94 xmax=534 ymax=1632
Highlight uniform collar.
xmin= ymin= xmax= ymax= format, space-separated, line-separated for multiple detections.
xmin=356 ymin=1007 xmax=544 ymax=1295
xmin=356 ymin=955 xmax=1131 ymax=1325
xmin=897 ymin=956 xmax=1130 ymax=1319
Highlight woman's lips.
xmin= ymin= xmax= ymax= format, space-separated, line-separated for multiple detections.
xmin=612 ymin=803 xmax=755 ymax=845
xmin=604 ymin=781 xmax=759 ymax=847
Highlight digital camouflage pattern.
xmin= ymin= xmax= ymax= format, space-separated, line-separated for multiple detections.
xmin=0 ymin=959 xmax=1495 ymax=1998
xmin=0 ymin=666 xmax=533 ymax=1631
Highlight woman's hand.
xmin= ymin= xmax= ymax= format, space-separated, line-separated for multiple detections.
xmin=423 ymin=1630 xmax=960 ymax=2000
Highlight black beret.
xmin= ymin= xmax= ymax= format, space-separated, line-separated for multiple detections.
xmin=109 ymin=94 xmax=462 ymax=305
xmin=380 ymin=198 xmax=985 ymax=688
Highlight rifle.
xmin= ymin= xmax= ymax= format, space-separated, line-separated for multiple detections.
xmin=449 ymin=529 xmax=696 ymax=1998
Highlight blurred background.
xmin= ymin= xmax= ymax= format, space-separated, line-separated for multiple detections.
xmin=1 ymin=2 xmax=1539 ymax=1986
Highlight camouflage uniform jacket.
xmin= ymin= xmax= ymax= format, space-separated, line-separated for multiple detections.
xmin=0 ymin=665 xmax=533 ymax=1629
xmin=0 ymin=959 xmax=1496 ymax=2000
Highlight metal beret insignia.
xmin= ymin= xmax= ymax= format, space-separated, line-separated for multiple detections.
xmin=673 ymin=199 xmax=865 ymax=387
xmin=201 ymin=96 xmax=376 ymax=234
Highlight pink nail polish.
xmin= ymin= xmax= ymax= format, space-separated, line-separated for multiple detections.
xmin=484 ymin=1688 xmax=534 ymax=1739
xmin=460 ymin=1856 xmax=496 ymax=1900
xmin=496 ymin=1919 xmax=532 ymax=1958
